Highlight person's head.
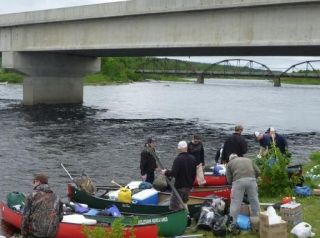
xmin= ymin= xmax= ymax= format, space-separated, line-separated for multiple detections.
xmin=235 ymin=125 xmax=244 ymax=134
xmin=254 ymin=131 xmax=263 ymax=141
xmin=146 ymin=137 xmax=156 ymax=148
xmin=33 ymin=173 xmax=48 ymax=188
xmin=177 ymin=140 xmax=188 ymax=153
xmin=192 ymin=134 xmax=201 ymax=144
xmin=269 ymin=127 xmax=276 ymax=138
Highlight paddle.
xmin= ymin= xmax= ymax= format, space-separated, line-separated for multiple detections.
xmin=61 ymin=163 xmax=78 ymax=187
xmin=150 ymin=150 xmax=188 ymax=212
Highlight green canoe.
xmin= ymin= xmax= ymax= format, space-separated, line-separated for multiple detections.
xmin=87 ymin=208 xmax=187 ymax=237
xmin=67 ymin=183 xmax=207 ymax=219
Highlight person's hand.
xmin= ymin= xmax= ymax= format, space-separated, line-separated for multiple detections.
xmin=141 ymin=174 xmax=147 ymax=181
xmin=161 ymin=169 xmax=167 ymax=175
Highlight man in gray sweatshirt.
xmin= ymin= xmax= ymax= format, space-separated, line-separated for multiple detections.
xmin=226 ymin=154 xmax=260 ymax=228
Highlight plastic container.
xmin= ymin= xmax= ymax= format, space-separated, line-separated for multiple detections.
xmin=126 ymin=181 xmax=142 ymax=190
xmin=118 ymin=187 xmax=132 ymax=203
xmin=107 ymin=190 xmax=119 ymax=201
xmin=132 ymin=189 xmax=159 ymax=205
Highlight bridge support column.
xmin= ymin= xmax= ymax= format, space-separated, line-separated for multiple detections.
xmin=2 ymin=52 xmax=100 ymax=105
xmin=273 ymin=77 xmax=281 ymax=87
xmin=196 ymin=75 xmax=204 ymax=84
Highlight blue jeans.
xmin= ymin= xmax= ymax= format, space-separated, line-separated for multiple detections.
xmin=229 ymin=178 xmax=260 ymax=224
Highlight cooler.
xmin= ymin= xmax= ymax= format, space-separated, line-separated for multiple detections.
xmin=126 ymin=181 xmax=142 ymax=190
xmin=132 ymin=189 xmax=159 ymax=205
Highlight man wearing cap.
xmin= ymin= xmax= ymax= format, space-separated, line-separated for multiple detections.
xmin=161 ymin=141 xmax=197 ymax=211
xmin=254 ymin=131 xmax=271 ymax=158
xmin=226 ymin=154 xmax=260 ymax=233
xmin=140 ymin=137 xmax=157 ymax=184
xmin=221 ymin=125 xmax=248 ymax=163
xmin=21 ymin=173 xmax=63 ymax=238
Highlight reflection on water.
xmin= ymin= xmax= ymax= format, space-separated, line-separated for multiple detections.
xmin=0 ymin=80 xmax=320 ymax=235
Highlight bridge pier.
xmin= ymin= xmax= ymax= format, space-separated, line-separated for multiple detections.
xmin=196 ymin=75 xmax=204 ymax=84
xmin=2 ymin=52 xmax=100 ymax=105
xmin=273 ymin=77 xmax=281 ymax=87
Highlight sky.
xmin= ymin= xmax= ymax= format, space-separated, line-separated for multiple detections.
xmin=0 ymin=0 xmax=320 ymax=71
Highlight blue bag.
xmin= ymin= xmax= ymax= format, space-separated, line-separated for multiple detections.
xmin=294 ymin=186 xmax=312 ymax=197
xmin=138 ymin=181 xmax=153 ymax=190
xmin=106 ymin=205 xmax=122 ymax=217
xmin=84 ymin=208 xmax=99 ymax=216
xmin=236 ymin=214 xmax=251 ymax=230
xmin=74 ymin=203 xmax=90 ymax=214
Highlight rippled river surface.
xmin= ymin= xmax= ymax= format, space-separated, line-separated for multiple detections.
xmin=0 ymin=79 xmax=320 ymax=234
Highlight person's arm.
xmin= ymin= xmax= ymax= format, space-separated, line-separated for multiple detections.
xmin=200 ymin=145 xmax=205 ymax=165
xmin=252 ymin=162 xmax=260 ymax=178
xmin=241 ymin=138 xmax=248 ymax=155
xmin=21 ymin=194 xmax=32 ymax=236
xmin=140 ymin=151 xmax=148 ymax=176
xmin=226 ymin=164 xmax=233 ymax=185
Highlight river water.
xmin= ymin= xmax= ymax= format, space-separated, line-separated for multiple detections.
xmin=0 ymin=79 xmax=320 ymax=234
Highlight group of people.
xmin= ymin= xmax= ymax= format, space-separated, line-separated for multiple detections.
xmin=139 ymin=134 xmax=204 ymax=211
xmin=139 ymin=124 xmax=288 ymax=232
xmin=20 ymin=125 xmax=287 ymax=238
xmin=255 ymin=127 xmax=288 ymax=158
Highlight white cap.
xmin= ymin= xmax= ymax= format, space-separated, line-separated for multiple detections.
xmin=254 ymin=131 xmax=260 ymax=137
xmin=177 ymin=141 xmax=188 ymax=149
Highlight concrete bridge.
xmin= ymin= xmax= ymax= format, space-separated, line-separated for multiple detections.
xmin=1 ymin=0 xmax=320 ymax=105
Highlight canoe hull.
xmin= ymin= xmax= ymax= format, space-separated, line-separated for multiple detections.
xmin=68 ymin=184 xmax=206 ymax=219
xmin=190 ymin=185 xmax=231 ymax=200
xmin=0 ymin=202 xmax=157 ymax=238
xmin=194 ymin=175 xmax=228 ymax=186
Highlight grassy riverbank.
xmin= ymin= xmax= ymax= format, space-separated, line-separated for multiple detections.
xmin=280 ymin=77 xmax=320 ymax=85
xmin=1 ymin=57 xmax=320 ymax=85
xmin=0 ymin=69 xmax=23 ymax=84
xmin=186 ymin=152 xmax=320 ymax=238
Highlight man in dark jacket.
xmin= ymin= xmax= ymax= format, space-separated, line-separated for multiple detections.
xmin=21 ymin=173 xmax=63 ymax=238
xmin=268 ymin=127 xmax=288 ymax=154
xmin=188 ymin=134 xmax=205 ymax=166
xmin=221 ymin=124 xmax=248 ymax=163
xmin=162 ymin=141 xmax=197 ymax=211
xmin=140 ymin=137 xmax=157 ymax=184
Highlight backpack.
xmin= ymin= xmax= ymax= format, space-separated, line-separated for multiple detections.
xmin=7 ymin=191 xmax=26 ymax=210
xmin=75 ymin=174 xmax=96 ymax=195
xmin=197 ymin=206 xmax=215 ymax=230
xmin=212 ymin=214 xmax=232 ymax=237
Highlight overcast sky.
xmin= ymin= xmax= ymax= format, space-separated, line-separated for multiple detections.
xmin=1 ymin=0 xmax=320 ymax=70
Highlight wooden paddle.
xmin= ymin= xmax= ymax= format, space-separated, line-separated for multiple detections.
xmin=61 ymin=163 xmax=78 ymax=187
xmin=150 ymin=150 xmax=188 ymax=212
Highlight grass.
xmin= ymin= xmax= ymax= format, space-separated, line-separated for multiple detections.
xmin=281 ymin=77 xmax=320 ymax=85
xmin=0 ymin=69 xmax=24 ymax=83
xmin=184 ymin=152 xmax=320 ymax=237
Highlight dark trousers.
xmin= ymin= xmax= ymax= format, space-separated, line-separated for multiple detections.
xmin=145 ymin=172 xmax=155 ymax=184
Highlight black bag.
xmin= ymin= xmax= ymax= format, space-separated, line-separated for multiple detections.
xmin=197 ymin=206 xmax=215 ymax=230
xmin=212 ymin=214 xmax=232 ymax=237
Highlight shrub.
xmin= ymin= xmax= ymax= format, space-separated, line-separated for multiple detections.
xmin=82 ymin=218 xmax=136 ymax=238
xmin=258 ymin=143 xmax=295 ymax=197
